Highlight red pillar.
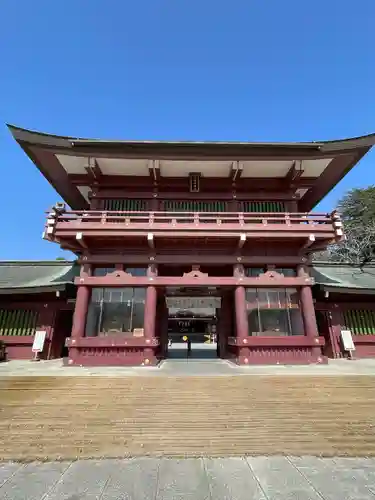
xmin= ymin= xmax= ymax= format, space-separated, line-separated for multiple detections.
xmin=71 ymin=286 xmax=91 ymax=339
xmin=297 ymin=266 xmax=319 ymax=338
xmin=68 ymin=285 xmax=90 ymax=365
xmin=144 ymin=286 xmax=157 ymax=340
xmin=298 ymin=265 xmax=322 ymax=360
xmin=233 ymin=264 xmax=249 ymax=363
xmin=218 ymin=291 xmax=231 ymax=359
xmin=234 ymin=286 xmax=248 ymax=340
xmin=158 ymin=293 xmax=169 ymax=359
xmin=143 ymin=264 xmax=158 ymax=364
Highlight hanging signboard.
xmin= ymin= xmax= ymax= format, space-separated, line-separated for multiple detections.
xmin=166 ymin=297 xmax=221 ymax=309
xmin=341 ymin=330 xmax=355 ymax=352
xmin=32 ymin=331 xmax=47 ymax=353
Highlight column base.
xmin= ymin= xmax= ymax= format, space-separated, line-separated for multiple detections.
xmin=65 ymin=337 xmax=159 ymax=367
xmin=228 ymin=336 xmax=327 ymax=365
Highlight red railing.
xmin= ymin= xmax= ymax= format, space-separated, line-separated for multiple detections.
xmin=48 ymin=210 xmax=337 ymax=227
xmin=44 ymin=209 xmax=343 ymax=244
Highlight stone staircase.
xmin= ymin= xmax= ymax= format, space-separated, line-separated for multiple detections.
xmin=1 ymin=375 xmax=375 ymax=461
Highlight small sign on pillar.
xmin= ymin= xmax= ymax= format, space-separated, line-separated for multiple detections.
xmin=340 ymin=330 xmax=356 ymax=360
xmin=31 ymin=330 xmax=47 ymax=362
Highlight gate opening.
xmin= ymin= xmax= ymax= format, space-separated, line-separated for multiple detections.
xmin=165 ymin=289 xmax=220 ymax=359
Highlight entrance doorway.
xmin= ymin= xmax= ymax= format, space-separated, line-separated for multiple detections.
xmin=52 ymin=309 xmax=74 ymax=359
xmin=165 ymin=289 xmax=220 ymax=359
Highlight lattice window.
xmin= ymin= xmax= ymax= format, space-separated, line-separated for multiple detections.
xmin=0 ymin=309 xmax=38 ymax=336
xmin=240 ymin=201 xmax=285 ymax=213
xmin=161 ymin=200 xmax=227 ymax=212
xmin=343 ymin=310 xmax=375 ymax=335
xmin=103 ymin=199 xmax=148 ymax=211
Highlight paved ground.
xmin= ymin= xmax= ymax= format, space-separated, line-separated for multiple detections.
xmin=1 ymin=456 xmax=375 ymax=499
xmin=2 ymin=354 xmax=375 ymax=376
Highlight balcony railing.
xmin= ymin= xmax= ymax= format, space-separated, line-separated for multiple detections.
xmin=45 ymin=209 xmax=343 ymax=242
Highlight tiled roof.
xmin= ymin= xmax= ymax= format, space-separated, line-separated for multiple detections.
xmin=1 ymin=260 xmax=375 ymax=295
xmin=311 ymin=263 xmax=375 ymax=292
xmin=0 ymin=261 xmax=78 ymax=294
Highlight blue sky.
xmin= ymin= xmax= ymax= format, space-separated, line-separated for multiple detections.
xmin=1 ymin=0 xmax=374 ymax=260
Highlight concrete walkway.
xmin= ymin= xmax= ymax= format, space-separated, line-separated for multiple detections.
xmin=2 ymin=356 xmax=375 ymax=377
xmin=1 ymin=456 xmax=375 ymax=499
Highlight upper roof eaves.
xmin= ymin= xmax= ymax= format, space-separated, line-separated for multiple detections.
xmin=8 ymin=124 xmax=375 ymax=153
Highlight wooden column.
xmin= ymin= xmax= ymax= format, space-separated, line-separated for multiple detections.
xmin=218 ymin=291 xmax=232 ymax=358
xmin=71 ymin=286 xmax=91 ymax=339
xmin=229 ymin=199 xmax=239 ymax=211
xmin=328 ymin=306 xmax=344 ymax=358
xmin=233 ymin=264 xmax=249 ymax=341
xmin=297 ymin=265 xmax=319 ymax=338
xmin=89 ymin=197 xmax=100 ymax=209
xmin=285 ymin=199 xmax=298 ymax=212
xmin=150 ymin=196 xmax=159 ymax=211
xmin=143 ymin=264 xmax=158 ymax=340
xmin=159 ymin=293 xmax=169 ymax=359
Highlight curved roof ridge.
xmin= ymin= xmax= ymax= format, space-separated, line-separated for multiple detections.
xmin=7 ymin=123 xmax=375 ymax=149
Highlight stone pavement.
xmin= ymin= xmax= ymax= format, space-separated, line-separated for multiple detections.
xmin=3 ymin=356 xmax=375 ymax=377
xmin=1 ymin=456 xmax=375 ymax=499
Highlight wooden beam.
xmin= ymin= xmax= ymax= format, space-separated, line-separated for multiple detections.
xmin=301 ymin=239 xmax=335 ymax=254
xmin=90 ymin=189 xmax=301 ymax=201
xmin=285 ymin=160 xmax=304 ymax=185
xmin=84 ymin=158 xmax=102 ymax=180
xmin=148 ymin=159 xmax=161 ymax=182
xmin=68 ymin=174 xmax=316 ymax=191
xmin=147 ymin=232 xmax=155 ymax=249
xmin=301 ymin=234 xmax=315 ymax=250
xmin=76 ymin=232 xmax=88 ymax=249
xmin=230 ymin=161 xmax=243 ymax=181
xmin=238 ymin=233 xmax=246 ymax=249
xmin=76 ymin=274 xmax=314 ymax=288
xmin=78 ymin=254 xmax=307 ymax=265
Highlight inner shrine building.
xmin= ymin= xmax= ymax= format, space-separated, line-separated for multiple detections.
xmin=8 ymin=125 xmax=375 ymax=366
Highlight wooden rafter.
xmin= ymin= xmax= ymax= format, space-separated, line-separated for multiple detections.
xmin=230 ymin=161 xmax=243 ymax=181
xmin=84 ymin=157 xmax=102 ymax=181
xmin=285 ymin=160 xmax=304 ymax=185
xmin=148 ymin=159 xmax=161 ymax=182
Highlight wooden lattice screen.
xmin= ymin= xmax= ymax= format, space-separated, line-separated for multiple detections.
xmin=103 ymin=199 xmax=286 ymax=213
xmin=240 ymin=201 xmax=286 ymax=212
xmin=103 ymin=199 xmax=148 ymax=211
xmin=0 ymin=309 xmax=38 ymax=336
xmin=161 ymin=201 xmax=228 ymax=212
xmin=343 ymin=310 xmax=375 ymax=335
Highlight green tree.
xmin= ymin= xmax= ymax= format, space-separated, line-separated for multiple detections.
xmin=337 ymin=186 xmax=375 ymax=226
xmin=324 ymin=186 xmax=375 ymax=267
